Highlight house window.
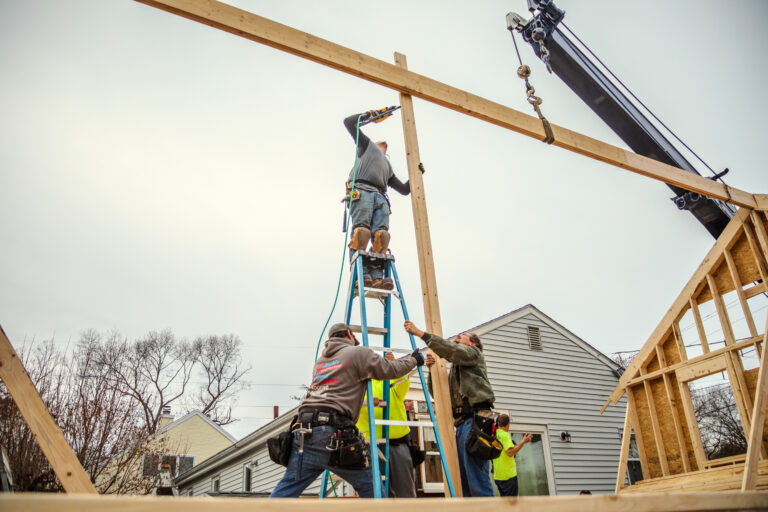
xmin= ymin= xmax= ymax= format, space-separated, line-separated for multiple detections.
xmin=618 ymin=428 xmax=643 ymax=485
xmin=142 ymin=454 xmax=194 ymax=478
xmin=527 ymin=326 xmax=542 ymax=350
xmin=212 ymin=475 xmax=220 ymax=493
xmin=244 ymin=466 xmax=252 ymax=492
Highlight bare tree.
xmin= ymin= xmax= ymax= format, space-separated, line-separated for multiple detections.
xmin=691 ymin=382 xmax=747 ymax=460
xmin=94 ymin=329 xmax=196 ymax=434
xmin=0 ymin=338 xmax=156 ymax=493
xmin=1 ymin=328 xmax=251 ymax=493
xmin=190 ymin=334 xmax=251 ymax=426
xmin=610 ymin=350 xmax=637 ymax=370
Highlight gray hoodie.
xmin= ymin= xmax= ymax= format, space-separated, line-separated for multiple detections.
xmin=301 ymin=336 xmax=417 ymax=421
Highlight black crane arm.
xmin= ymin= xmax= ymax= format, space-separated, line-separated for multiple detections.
xmin=507 ymin=1 xmax=735 ymax=238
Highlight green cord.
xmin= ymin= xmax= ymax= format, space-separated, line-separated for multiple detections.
xmin=314 ymin=115 xmax=364 ymax=361
xmin=329 ymin=476 xmax=339 ymax=497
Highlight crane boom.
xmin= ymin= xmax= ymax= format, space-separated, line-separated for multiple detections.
xmin=508 ymin=1 xmax=735 ymax=238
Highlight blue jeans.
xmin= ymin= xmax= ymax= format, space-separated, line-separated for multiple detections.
xmin=348 ymin=189 xmax=390 ymax=279
xmin=495 ymin=476 xmax=519 ymax=497
xmin=455 ymin=417 xmax=495 ymax=497
xmin=270 ymin=425 xmax=381 ymax=498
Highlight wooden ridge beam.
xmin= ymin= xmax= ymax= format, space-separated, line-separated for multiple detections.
xmin=134 ymin=0 xmax=761 ymax=208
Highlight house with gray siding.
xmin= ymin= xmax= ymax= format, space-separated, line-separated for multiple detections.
xmin=175 ymin=304 xmax=628 ymax=496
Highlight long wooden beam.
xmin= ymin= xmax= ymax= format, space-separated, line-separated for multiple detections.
xmin=0 ymin=325 xmax=97 ymax=494
xmin=395 ymin=51 xmax=461 ymax=497
xmin=742 ymin=314 xmax=768 ymax=491
xmin=3 ymin=491 xmax=768 ymax=511
xmin=134 ymin=0 xmax=760 ymax=208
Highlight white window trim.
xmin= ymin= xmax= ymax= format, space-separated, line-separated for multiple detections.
xmin=243 ymin=462 xmax=252 ymax=492
xmin=211 ymin=474 xmax=221 ymax=494
xmin=417 ymin=420 xmax=444 ymax=494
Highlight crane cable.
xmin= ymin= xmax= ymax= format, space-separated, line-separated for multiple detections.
xmin=559 ymin=22 xmax=726 ymax=185
xmin=509 ymin=30 xmax=555 ymax=144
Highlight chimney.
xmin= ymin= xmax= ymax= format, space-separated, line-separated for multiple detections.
xmin=158 ymin=406 xmax=175 ymax=429
xmin=273 ymin=406 xmax=279 ymax=419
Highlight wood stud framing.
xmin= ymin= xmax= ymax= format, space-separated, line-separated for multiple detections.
xmin=609 ymin=206 xmax=768 ymax=492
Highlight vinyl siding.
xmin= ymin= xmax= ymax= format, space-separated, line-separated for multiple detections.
xmin=480 ymin=312 xmax=626 ymax=495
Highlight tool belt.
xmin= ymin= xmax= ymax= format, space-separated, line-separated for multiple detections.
xmin=295 ymin=406 xmax=354 ymax=429
xmin=453 ymin=401 xmax=493 ymax=419
xmin=293 ymin=407 xmax=369 ymax=470
xmin=347 ymin=179 xmax=386 ymax=195
xmin=465 ymin=413 xmax=502 ymax=461
xmin=389 ymin=434 xmax=410 ymax=446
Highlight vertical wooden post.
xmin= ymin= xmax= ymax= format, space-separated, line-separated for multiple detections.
xmin=615 ymin=405 xmax=632 ymax=493
xmin=0 ymin=325 xmax=97 ymax=494
xmin=394 ymin=51 xmax=462 ymax=497
xmin=626 ymin=389 xmax=649 ymax=478
xmin=742 ymin=315 xmax=768 ymax=491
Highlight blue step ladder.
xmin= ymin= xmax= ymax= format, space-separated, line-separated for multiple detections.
xmin=319 ymin=250 xmax=456 ymax=499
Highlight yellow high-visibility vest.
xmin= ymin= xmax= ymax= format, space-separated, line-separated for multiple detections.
xmin=356 ymin=376 xmax=411 ymax=440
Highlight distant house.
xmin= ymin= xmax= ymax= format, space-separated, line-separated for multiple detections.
xmin=142 ymin=409 xmax=237 ymax=481
xmin=176 ymin=304 xmax=628 ymax=496
xmin=96 ymin=408 xmax=236 ymax=494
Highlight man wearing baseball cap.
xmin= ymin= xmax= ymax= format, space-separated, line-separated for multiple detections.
xmin=270 ymin=323 xmax=424 ymax=498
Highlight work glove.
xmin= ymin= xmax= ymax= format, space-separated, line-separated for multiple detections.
xmin=411 ymin=349 xmax=425 ymax=367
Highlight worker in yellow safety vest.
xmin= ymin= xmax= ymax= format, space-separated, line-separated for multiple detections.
xmin=357 ymin=352 xmax=418 ymax=497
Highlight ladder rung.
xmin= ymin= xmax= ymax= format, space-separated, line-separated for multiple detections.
xmin=374 ymin=419 xmax=434 ymax=427
xmin=349 ymin=325 xmax=388 ymax=336
xmin=355 ymin=288 xmax=400 ymax=300
xmin=364 ymin=346 xmax=412 ymax=354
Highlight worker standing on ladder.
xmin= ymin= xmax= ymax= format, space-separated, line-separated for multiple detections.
xmin=270 ymin=323 xmax=424 ymax=498
xmin=403 ymin=320 xmax=497 ymax=497
xmin=356 ymin=352 xmax=418 ymax=497
xmin=344 ymin=110 xmax=412 ymax=290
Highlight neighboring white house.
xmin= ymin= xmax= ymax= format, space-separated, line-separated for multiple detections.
xmin=175 ymin=304 xmax=629 ymax=496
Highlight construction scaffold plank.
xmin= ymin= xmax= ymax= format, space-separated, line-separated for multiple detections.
xmin=1 ymin=492 xmax=767 ymax=512
xmin=135 ymin=0 xmax=760 ymax=209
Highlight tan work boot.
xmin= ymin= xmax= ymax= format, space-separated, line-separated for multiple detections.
xmin=371 ymin=277 xmax=394 ymax=290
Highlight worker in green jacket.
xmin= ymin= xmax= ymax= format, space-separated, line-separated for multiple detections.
xmin=403 ymin=320 xmax=496 ymax=497
xmin=356 ymin=352 xmax=417 ymax=497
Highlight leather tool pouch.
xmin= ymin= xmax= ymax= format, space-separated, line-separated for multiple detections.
xmin=465 ymin=414 xmax=502 ymax=460
xmin=267 ymin=415 xmax=297 ymax=467
xmin=328 ymin=426 xmax=369 ymax=469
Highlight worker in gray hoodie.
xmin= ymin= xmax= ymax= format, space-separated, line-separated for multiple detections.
xmin=270 ymin=322 xmax=424 ymax=498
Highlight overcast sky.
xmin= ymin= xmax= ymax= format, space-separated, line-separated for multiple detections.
xmin=1 ymin=0 xmax=766 ymax=440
